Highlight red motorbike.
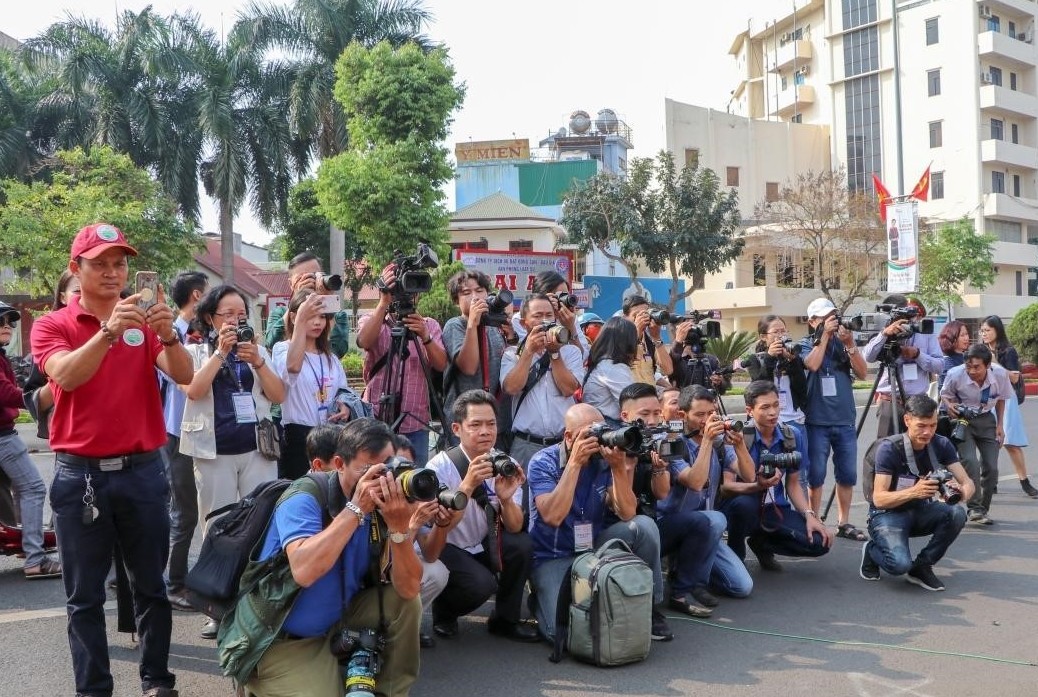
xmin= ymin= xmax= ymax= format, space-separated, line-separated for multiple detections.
xmin=0 ymin=467 xmax=58 ymax=556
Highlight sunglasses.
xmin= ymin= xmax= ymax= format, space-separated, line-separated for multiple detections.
xmin=0 ymin=316 xmax=18 ymax=328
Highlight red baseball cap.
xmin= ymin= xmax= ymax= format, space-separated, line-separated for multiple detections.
xmin=70 ymin=223 xmax=138 ymax=261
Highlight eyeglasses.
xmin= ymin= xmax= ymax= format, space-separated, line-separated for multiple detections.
xmin=0 ymin=316 xmax=18 ymax=328
xmin=214 ymin=311 xmax=247 ymax=320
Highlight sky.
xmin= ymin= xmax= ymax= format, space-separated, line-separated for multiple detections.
xmin=5 ymin=0 xmax=779 ymax=245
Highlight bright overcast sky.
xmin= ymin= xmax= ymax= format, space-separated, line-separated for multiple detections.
xmin=5 ymin=0 xmax=778 ymax=243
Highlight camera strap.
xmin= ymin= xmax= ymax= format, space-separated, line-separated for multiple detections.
xmin=900 ymin=433 xmax=922 ymax=478
xmin=445 ymin=446 xmax=502 ymax=573
xmin=513 ymin=351 xmax=553 ymax=418
xmin=478 ymin=327 xmax=491 ymax=394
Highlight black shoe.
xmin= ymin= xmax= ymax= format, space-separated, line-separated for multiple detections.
xmin=419 ymin=632 xmax=435 ymax=648
xmin=651 ymin=608 xmax=674 ymax=642
xmin=668 ymin=593 xmax=712 ymax=618
xmin=142 ymin=688 xmax=179 ymax=697
xmin=748 ymin=537 xmax=783 ymax=572
xmin=487 ymin=616 xmax=541 ymax=643
xmin=690 ymin=585 xmax=719 ymax=607
xmin=432 ymin=619 xmax=458 ymax=639
xmin=906 ymin=564 xmax=945 ymax=592
xmin=859 ymin=541 xmax=880 ymax=581
xmin=1021 ymin=478 xmax=1038 ymax=499
xmin=200 ymin=618 xmax=219 ymax=640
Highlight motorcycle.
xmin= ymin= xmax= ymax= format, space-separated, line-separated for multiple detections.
xmin=0 ymin=466 xmax=58 ymax=557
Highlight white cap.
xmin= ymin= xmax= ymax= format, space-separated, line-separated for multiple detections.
xmin=806 ymin=298 xmax=837 ymax=319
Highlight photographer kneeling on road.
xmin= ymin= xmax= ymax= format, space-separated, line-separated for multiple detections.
xmin=860 ymin=395 xmax=972 ymax=591
xmin=245 ymin=418 xmax=422 ymax=697
xmin=528 ymin=403 xmax=673 ymax=643
xmin=719 ymin=381 xmax=833 ymax=572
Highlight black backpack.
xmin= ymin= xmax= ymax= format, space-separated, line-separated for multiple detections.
xmin=861 ymin=434 xmax=910 ymax=505
xmin=185 ymin=473 xmax=330 ymax=620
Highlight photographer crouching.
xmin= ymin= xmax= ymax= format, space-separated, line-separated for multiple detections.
xmin=861 ymin=395 xmax=972 ymax=591
xmin=243 ymin=419 xmax=422 ymax=697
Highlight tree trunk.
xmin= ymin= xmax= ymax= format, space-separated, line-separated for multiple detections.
xmin=220 ymin=201 xmax=235 ymax=286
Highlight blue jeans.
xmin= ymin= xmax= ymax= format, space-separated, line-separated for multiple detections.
xmin=805 ymin=423 xmax=857 ymax=488
xmin=51 ymin=455 xmax=174 ymax=696
xmin=163 ymin=434 xmax=197 ymax=594
xmin=658 ymin=509 xmax=723 ymax=595
xmin=711 ymin=543 xmax=753 ymax=598
xmin=752 ymin=504 xmax=830 ymax=559
xmin=718 ymin=492 xmax=759 ymax=560
xmin=867 ymin=501 xmax=967 ymax=574
xmin=0 ymin=432 xmax=48 ymax=568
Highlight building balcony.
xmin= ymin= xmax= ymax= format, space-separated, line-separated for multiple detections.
xmin=980 ymin=138 xmax=1038 ymax=170
xmin=978 ymin=30 xmax=1036 ymax=69
xmin=957 ymin=293 xmax=1036 ymax=320
xmin=769 ymin=39 xmax=813 ymax=73
xmin=979 ymin=84 xmax=1038 ymax=118
xmin=991 ymin=240 xmax=1038 ymax=265
xmin=983 ymin=192 xmax=1038 ymax=221
xmin=983 ymin=0 xmax=1038 ymax=21
xmin=770 ymin=85 xmax=815 ymax=117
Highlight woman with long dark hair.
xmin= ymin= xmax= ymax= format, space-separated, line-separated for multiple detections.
xmin=744 ymin=315 xmax=807 ymax=428
xmin=979 ymin=315 xmax=1036 ymax=498
xmin=582 ymin=317 xmax=640 ymax=420
xmin=272 ymin=288 xmax=353 ymax=479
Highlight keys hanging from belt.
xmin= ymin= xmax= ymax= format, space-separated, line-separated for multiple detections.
xmin=82 ymin=473 xmax=99 ymax=525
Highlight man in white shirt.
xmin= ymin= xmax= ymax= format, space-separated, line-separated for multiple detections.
xmin=501 ymin=293 xmax=585 ymax=467
xmin=419 ymin=390 xmax=538 ymax=643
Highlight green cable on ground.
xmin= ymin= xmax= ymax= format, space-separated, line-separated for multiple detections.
xmin=670 ymin=615 xmax=1038 ymax=667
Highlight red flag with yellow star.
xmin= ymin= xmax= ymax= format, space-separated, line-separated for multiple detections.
xmin=872 ymin=173 xmax=892 ymax=222
xmin=910 ymin=164 xmax=931 ymax=202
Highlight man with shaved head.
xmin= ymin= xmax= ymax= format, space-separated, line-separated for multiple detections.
xmin=527 ymin=403 xmax=673 ymax=643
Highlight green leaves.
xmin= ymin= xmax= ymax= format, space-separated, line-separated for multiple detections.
xmin=1008 ymin=303 xmax=1038 ymax=365
xmin=705 ymin=330 xmax=758 ymax=368
xmin=917 ymin=218 xmax=996 ymax=318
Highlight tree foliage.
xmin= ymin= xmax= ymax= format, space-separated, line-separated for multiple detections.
xmin=0 ymin=147 xmax=201 ymax=296
xmin=1008 ymin=302 xmax=1038 ymax=366
xmin=560 ymin=150 xmax=742 ymax=310
xmin=417 ymin=259 xmax=464 ymax=328
xmin=316 ymin=41 xmax=465 ymax=267
xmin=270 ymin=179 xmax=331 ymax=265
xmin=705 ymin=330 xmax=757 ymax=369
xmin=754 ymin=168 xmax=885 ymax=313
xmin=917 ymin=218 xmax=996 ymax=319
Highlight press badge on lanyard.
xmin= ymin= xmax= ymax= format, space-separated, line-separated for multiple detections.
xmin=574 ymin=521 xmax=593 ymax=552
xmin=229 ymin=360 xmax=257 ymax=424
xmin=821 ymin=375 xmax=837 ymax=397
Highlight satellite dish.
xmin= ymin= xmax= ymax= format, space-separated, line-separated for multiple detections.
xmin=596 ymin=108 xmax=618 ymax=134
xmin=569 ymin=110 xmax=591 ymax=134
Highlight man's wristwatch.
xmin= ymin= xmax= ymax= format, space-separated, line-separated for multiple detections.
xmin=388 ymin=530 xmax=411 ymax=544
xmin=160 ymin=326 xmax=183 ymax=347
xmin=550 ymin=351 xmax=561 ymax=360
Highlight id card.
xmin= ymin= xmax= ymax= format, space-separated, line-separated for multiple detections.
xmin=232 ymin=392 xmax=258 ymax=424
xmin=574 ymin=521 xmax=593 ymax=553
xmin=895 ymin=475 xmax=917 ymax=491
xmin=821 ymin=375 xmax=837 ymax=397
xmin=902 ymin=363 xmax=918 ymax=381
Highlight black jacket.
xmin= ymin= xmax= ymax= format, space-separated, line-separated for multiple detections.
xmin=744 ymin=350 xmax=808 ymax=412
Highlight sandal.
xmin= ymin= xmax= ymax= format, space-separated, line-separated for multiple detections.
xmin=836 ymin=523 xmax=868 ymax=542
xmin=24 ymin=558 xmax=62 ymax=580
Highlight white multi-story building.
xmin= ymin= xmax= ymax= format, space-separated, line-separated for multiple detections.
xmin=726 ymin=0 xmax=1038 ymax=323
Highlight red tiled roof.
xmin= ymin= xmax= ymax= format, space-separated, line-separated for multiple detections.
xmin=194 ymin=239 xmax=272 ymax=298
xmin=250 ymin=270 xmax=292 ymax=297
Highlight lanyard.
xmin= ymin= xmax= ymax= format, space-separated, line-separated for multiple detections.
xmin=305 ymin=353 xmax=328 ymax=403
xmin=477 ymin=327 xmax=490 ymax=393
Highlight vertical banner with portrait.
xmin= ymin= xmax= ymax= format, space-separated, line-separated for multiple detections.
xmin=885 ymin=200 xmax=918 ymax=293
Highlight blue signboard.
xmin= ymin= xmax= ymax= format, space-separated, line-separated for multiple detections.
xmin=581 ymin=276 xmax=687 ymax=319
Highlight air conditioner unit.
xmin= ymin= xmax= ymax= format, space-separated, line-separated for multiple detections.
xmin=780 ymin=32 xmax=791 ymax=42
xmin=980 ymin=6 xmax=993 ymax=19
xmin=797 ymin=66 xmax=810 ymax=76
xmin=980 ymin=72 xmax=994 ymax=84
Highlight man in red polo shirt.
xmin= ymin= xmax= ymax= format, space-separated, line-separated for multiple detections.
xmin=31 ymin=223 xmax=193 ymax=697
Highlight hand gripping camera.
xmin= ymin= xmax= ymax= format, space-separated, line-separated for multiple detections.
xmin=669 ymin=310 xmax=722 ymax=354
xmin=758 ymin=450 xmax=802 ymax=478
xmin=636 ymin=420 xmax=689 ymax=463
xmin=376 ymin=243 xmax=439 ymax=319
xmin=235 ymin=317 xmax=255 ymax=343
xmin=927 ymin=468 xmax=962 ymax=505
xmin=950 ymin=405 xmax=983 ymax=442
xmin=587 ymin=422 xmax=644 ymax=455
xmin=481 ymin=289 xmax=513 ymax=329
xmin=382 ymin=456 xmax=467 ymax=511
xmin=486 ymin=449 xmax=519 ymax=477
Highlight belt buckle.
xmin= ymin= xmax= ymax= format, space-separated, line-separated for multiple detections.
xmin=98 ymin=457 xmax=124 ymax=472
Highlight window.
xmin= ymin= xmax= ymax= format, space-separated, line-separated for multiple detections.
xmin=929 ymin=121 xmax=943 ymax=148
xmin=931 ymin=171 xmax=944 ymax=199
xmin=1017 ymin=271 xmax=1024 ymax=296
xmin=794 ymin=71 xmax=806 ymax=86
xmin=989 ymin=66 xmax=1003 ymax=86
xmin=781 ymin=75 xmax=789 ymax=90
xmin=1029 ymin=267 xmax=1038 ymax=297
xmin=455 ymin=239 xmax=488 ymax=250
xmin=988 ymin=16 xmax=1001 ymax=33
xmin=842 ymin=0 xmax=877 ymax=30
xmin=993 ymin=171 xmax=1006 ymax=193
xmin=1009 ymin=21 xmax=1017 ymax=37
xmin=925 ymin=17 xmax=939 ymax=45
xmin=1012 ymin=123 xmax=1019 ymax=144
xmin=684 ymin=148 xmax=700 ymax=169
xmin=990 ymin=218 xmax=1021 ymax=242
xmin=844 ymin=25 xmax=879 ymax=77
xmin=1014 ymin=174 xmax=1021 ymax=197
xmin=509 ymin=239 xmax=533 ymax=252
xmin=575 ymin=253 xmax=586 ymax=282
xmin=753 ymin=254 xmax=766 ymax=286
xmin=991 ymin=118 xmax=1004 ymax=140
xmin=927 ymin=69 xmax=941 ymax=96
xmin=845 ymin=73 xmax=882 ymax=191
xmin=727 ymin=166 xmax=740 ymax=187
xmin=792 ymin=113 xmax=803 ymax=123
xmin=766 ymin=182 xmax=780 ymax=202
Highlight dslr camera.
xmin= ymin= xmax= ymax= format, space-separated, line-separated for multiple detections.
xmin=587 ymin=422 xmax=644 ymax=455
xmin=329 ymin=627 xmax=384 ymax=696
xmin=235 ymin=317 xmax=255 ymax=343
xmin=486 ymin=449 xmax=519 ymax=477
xmin=927 ymin=468 xmax=962 ymax=505
xmin=481 ymin=289 xmax=513 ymax=329
xmin=950 ymin=405 xmax=983 ymax=442
xmin=540 ymin=321 xmax=571 ymax=345
xmin=637 ymin=420 xmax=689 ymax=463
xmin=670 ymin=310 xmax=722 ymax=353
xmin=758 ymin=450 xmax=802 ymax=478
xmin=314 ymin=272 xmax=343 ymax=293
xmin=554 ymin=292 xmax=579 ymax=310
xmin=376 ymin=243 xmax=439 ymax=319
xmin=382 ymin=456 xmax=468 ymax=510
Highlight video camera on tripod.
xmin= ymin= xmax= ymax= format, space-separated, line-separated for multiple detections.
xmin=663 ymin=309 xmax=722 ymax=353
xmin=376 ymin=243 xmax=439 ymax=320
xmin=862 ymin=304 xmax=934 ymax=362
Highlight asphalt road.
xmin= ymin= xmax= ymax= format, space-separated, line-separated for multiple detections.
xmin=2 ymin=401 xmax=1037 ymax=697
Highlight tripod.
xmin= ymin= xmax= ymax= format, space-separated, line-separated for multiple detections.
xmin=377 ymin=319 xmax=449 ymax=454
xmin=820 ymin=349 xmax=908 ymax=521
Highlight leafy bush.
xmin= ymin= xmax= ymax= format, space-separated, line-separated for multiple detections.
xmin=341 ymin=351 xmax=364 ymax=377
xmin=705 ymin=331 xmax=758 ymax=368
xmin=1008 ymin=302 xmax=1038 ymax=365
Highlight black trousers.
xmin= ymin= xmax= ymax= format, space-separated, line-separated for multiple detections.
xmin=432 ymin=530 xmax=532 ymax=626
xmin=278 ymin=423 xmax=312 ymax=480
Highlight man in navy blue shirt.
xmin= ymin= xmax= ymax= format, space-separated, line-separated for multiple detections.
xmin=862 ymin=395 xmax=972 ymax=592
xmin=799 ymin=298 xmax=868 ymax=542
xmin=528 ymin=403 xmax=673 ymax=643
xmin=719 ymin=381 xmax=832 ymax=572
xmin=247 ymin=419 xmax=422 ymax=697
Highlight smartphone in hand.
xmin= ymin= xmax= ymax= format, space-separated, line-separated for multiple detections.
xmin=317 ymin=294 xmax=342 ymax=314
xmin=135 ymin=271 xmax=159 ymax=311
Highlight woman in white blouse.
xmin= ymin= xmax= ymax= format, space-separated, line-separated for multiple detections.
xmin=272 ymin=289 xmax=353 ymax=479
xmin=581 ymin=317 xmax=641 ymax=422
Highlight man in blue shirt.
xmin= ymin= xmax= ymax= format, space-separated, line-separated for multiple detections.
xmin=799 ymin=298 xmax=868 ymax=542
xmin=862 ymin=395 xmax=972 ymax=591
xmin=247 ymin=419 xmax=422 ymax=697
xmin=719 ymin=381 xmax=833 ymax=572
xmin=528 ymin=403 xmax=672 ymax=643
xmin=659 ymin=385 xmax=755 ymax=607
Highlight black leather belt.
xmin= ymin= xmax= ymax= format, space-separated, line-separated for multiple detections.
xmin=513 ymin=431 xmax=562 ymax=446
xmin=56 ymin=449 xmax=161 ymax=472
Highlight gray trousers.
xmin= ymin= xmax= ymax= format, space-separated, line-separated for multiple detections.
xmin=0 ymin=432 xmax=47 ymax=568
xmin=954 ymin=412 xmax=1000 ymax=515
xmin=163 ymin=433 xmax=197 ymax=593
